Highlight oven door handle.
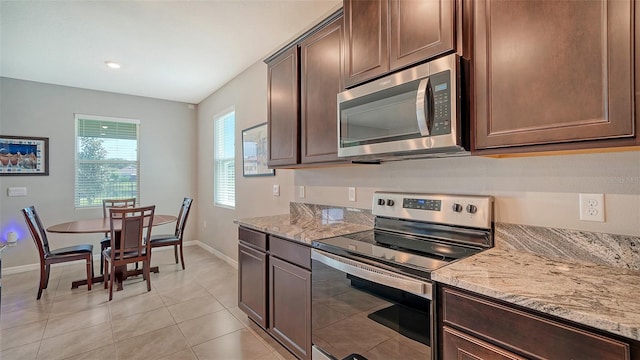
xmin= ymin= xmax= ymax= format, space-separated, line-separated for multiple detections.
xmin=311 ymin=249 xmax=432 ymax=299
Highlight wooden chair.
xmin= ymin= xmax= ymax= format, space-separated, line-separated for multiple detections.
xmin=150 ymin=198 xmax=193 ymax=270
xmin=22 ymin=206 xmax=94 ymax=300
xmin=100 ymin=198 xmax=136 ymax=274
xmin=102 ymin=205 xmax=155 ymax=301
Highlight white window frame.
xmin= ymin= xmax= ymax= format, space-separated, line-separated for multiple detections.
xmin=213 ymin=108 xmax=236 ymax=209
xmin=74 ymin=114 xmax=140 ymax=209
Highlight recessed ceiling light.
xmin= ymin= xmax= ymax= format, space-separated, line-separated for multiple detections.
xmin=105 ymin=61 xmax=121 ymax=69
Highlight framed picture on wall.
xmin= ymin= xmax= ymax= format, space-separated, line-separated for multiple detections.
xmin=242 ymin=123 xmax=275 ymax=177
xmin=0 ymin=135 xmax=49 ymax=176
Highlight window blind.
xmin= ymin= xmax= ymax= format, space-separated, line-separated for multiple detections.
xmin=75 ymin=115 xmax=140 ymax=208
xmin=214 ymin=110 xmax=235 ymax=208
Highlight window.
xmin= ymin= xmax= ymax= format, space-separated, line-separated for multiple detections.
xmin=75 ymin=114 xmax=140 ymax=208
xmin=214 ymin=109 xmax=236 ymax=208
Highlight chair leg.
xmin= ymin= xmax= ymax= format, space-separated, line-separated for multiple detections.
xmin=100 ymin=242 xmax=107 ymax=275
xmin=86 ymin=257 xmax=92 ymax=291
xmin=44 ymin=264 xmax=51 ymax=289
xmin=179 ymin=243 xmax=185 ymax=270
xmin=109 ymin=264 xmax=115 ymax=301
xmin=174 ymin=245 xmax=178 ymax=264
xmin=144 ymin=260 xmax=151 ymax=292
xmin=104 ymin=259 xmax=109 ymax=289
xmin=37 ymin=264 xmax=47 ymax=300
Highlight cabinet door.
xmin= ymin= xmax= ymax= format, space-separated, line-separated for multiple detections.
xmin=270 ymin=256 xmax=312 ymax=360
xmin=300 ymin=16 xmax=345 ymax=164
xmin=238 ymin=243 xmax=268 ymax=328
xmin=473 ymin=0 xmax=634 ymax=150
xmin=267 ymin=46 xmax=300 ymax=166
xmin=343 ymin=0 xmax=389 ymax=87
xmin=389 ymin=0 xmax=455 ymax=71
xmin=443 ymin=326 xmax=526 ymax=360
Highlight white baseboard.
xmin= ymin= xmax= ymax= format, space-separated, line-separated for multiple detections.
xmin=191 ymin=240 xmax=238 ymax=269
xmin=3 ymin=263 xmax=41 ymax=275
xmin=2 ymin=240 xmax=238 ymax=275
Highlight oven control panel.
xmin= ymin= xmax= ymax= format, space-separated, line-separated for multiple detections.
xmin=403 ymin=198 xmax=441 ymax=211
xmin=372 ymin=192 xmax=493 ymax=230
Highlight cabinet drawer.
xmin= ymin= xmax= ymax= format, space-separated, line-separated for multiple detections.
xmin=270 ymin=236 xmax=311 ymax=269
xmin=238 ymin=227 xmax=267 ymax=251
xmin=442 ymin=287 xmax=630 ymax=360
xmin=443 ymin=326 xmax=526 ymax=360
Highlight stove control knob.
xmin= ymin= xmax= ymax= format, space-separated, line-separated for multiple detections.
xmin=387 ymin=199 xmax=395 ymax=206
xmin=452 ymin=203 xmax=463 ymax=213
xmin=377 ymin=198 xmax=386 ymax=206
xmin=466 ymin=204 xmax=477 ymax=214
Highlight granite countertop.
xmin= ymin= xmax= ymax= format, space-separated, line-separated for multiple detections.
xmin=432 ymin=248 xmax=640 ymax=341
xmin=235 ymin=214 xmax=373 ymax=245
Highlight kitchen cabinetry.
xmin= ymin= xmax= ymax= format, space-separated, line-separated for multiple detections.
xmin=237 ymin=228 xmax=312 ymax=360
xmin=266 ymin=11 xmax=345 ymax=168
xmin=343 ymin=0 xmax=455 ymax=87
xmin=238 ymin=228 xmax=268 ymax=328
xmin=269 ymin=236 xmax=311 ymax=360
xmin=471 ymin=0 xmax=637 ymax=153
xmin=300 ymin=15 xmax=345 ymax=164
xmin=267 ymin=46 xmax=299 ymax=167
xmin=436 ymin=285 xmax=633 ymax=360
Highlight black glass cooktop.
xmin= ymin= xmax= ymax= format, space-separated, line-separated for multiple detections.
xmin=312 ymin=230 xmax=483 ymax=278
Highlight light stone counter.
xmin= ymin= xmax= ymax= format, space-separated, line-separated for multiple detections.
xmin=235 ymin=203 xmax=374 ymax=245
xmin=432 ymin=247 xmax=640 ymax=341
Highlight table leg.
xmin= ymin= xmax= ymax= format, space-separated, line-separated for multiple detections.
xmin=70 ymin=266 xmax=159 ymax=290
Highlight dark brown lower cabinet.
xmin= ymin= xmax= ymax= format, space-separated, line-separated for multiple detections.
xmin=238 ymin=242 xmax=268 ymax=329
xmin=437 ymin=285 xmax=633 ymax=360
xmin=238 ymin=227 xmax=312 ymax=360
xmin=269 ymin=255 xmax=311 ymax=360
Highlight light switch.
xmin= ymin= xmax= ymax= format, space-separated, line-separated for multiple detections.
xmin=7 ymin=187 xmax=27 ymax=197
xmin=273 ymin=184 xmax=280 ymax=197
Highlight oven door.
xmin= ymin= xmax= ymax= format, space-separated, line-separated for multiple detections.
xmin=311 ymin=249 xmax=433 ymax=360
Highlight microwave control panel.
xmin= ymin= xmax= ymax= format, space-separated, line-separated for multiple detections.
xmin=430 ymin=70 xmax=451 ymax=136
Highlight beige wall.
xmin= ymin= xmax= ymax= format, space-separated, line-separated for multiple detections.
xmin=0 ymin=78 xmax=197 ymax=269
xmin=196 ymin=62 xmax=294 ymax=262
xmin=293 ymin=152 xmax=640 ymax=236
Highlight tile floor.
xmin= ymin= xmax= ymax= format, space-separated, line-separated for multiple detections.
xmin=0 ymin=246 xmax=297 ymax=360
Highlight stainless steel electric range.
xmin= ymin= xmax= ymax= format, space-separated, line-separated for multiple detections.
xmin=311 ymin=192 xmax=494 ymax=360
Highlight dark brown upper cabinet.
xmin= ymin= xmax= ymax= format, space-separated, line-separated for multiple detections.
xmin=266 ymin=10 xmax=345 ymax=168
xmin=300 ymin=16 xmax=345 ymax=164
xmin=343 ymin=0 xmax=455 ymax=87
xmin=472 ymin=0 xmax=636 ymax=153
xmin=267 ymin=46 xmax=300 ymax=167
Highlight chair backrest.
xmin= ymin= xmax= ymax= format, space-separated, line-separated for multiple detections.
xmin=22 ymin=206 xmax=51 ymax=257
xmin=174 ymin=198 xmax=194 ymax=239
xmin=108 ymin=205 xmax=155 ymax=260
xmin=103 ymin=198 xmax=136 ymax=218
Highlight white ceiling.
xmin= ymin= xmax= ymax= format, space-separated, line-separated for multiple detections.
xmin=0 ymin=0 xmax=341 ymax=104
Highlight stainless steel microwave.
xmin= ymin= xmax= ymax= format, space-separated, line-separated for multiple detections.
xmin=337 ymin=54 xmax=467 ymax=161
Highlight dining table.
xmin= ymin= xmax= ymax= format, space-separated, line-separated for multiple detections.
xmin=47 ymin=214 xmax=177 ymax=291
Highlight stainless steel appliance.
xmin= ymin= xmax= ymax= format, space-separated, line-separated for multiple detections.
xmin=311 ymin=192 xmax=493 ymax=360
xmin=337 ymin=54 xmax=467 ymax=161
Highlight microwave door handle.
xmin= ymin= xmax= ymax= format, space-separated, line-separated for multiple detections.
xmin=416 ymin=78 xmax=431 ymax=136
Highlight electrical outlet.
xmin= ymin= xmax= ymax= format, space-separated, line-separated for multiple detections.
xmin=273 ymin=184 xmax=280 ymax=197
xmin=348 ymin=187 xmax=356 ymax=202
xmin=579 ymin=193 xmax=605 ymax=222
xmin=299 ymin=186 xmax=305 ymax=198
